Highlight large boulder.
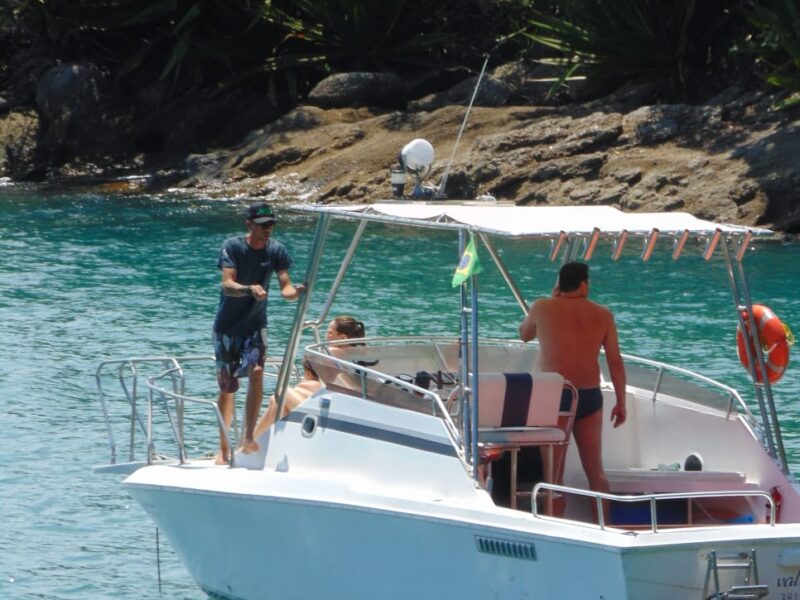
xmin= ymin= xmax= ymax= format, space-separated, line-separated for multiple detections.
xmin=409 ymin=75 xmax=513 ymax=111
xmin=0 ymin=109 xmax=39 ymax=179
xmin=33 ymin=62 xmax=109 ymax=169
xmin=307 ymin=72 xmax=405 ymax=109
xmin=36 ymin=62 xmax=105 ymax=123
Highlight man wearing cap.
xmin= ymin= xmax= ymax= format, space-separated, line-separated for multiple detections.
xmin=213 ymin=202 xmax=304 ymax=462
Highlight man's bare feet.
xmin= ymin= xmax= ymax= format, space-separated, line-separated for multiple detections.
xmin=214 ymin=451 xmax=229 ymax=465
xmin=241 ymin=439 xmax=259 ymax=454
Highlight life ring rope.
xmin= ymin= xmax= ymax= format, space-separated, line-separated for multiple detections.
xmin=784 ymin=323 xmax=796 ymax=346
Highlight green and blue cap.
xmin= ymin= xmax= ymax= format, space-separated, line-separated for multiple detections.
xmin=247 ymin=202 xmax=277 ymax=225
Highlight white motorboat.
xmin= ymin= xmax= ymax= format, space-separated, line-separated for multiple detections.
xmin=96 ymin=201 xmax=800 ymax=600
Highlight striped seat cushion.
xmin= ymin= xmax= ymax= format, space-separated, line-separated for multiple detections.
xmin=477 ymin=372 xmax=564 ymax=428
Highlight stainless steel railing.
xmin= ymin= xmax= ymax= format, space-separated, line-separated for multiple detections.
xmin=146 ymin=364 xmax=235 ymax=466
xmin=95 ymin=340 xmax=754 ymax=473
xmin=611 ymin=352 xmax=752 ymax=419
xmin=531 ymin=482 xmax=776 ymax=531
xmin=95 ymin=355 xmax=292 ymax=468
xmin=306 ymin=335 xmax=752 ymax=417
xmin=303 ymin=335 xmax=757 ymax=480
xmin=304 ymin=341 xmax=468 ymax=472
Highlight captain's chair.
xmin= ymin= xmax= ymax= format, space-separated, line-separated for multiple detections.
xmin=477 ymin=372 xmax=578 ymax=510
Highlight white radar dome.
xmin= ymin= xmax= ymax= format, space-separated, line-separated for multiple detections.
xmin=401 ymin=138 xmax=435 ymax=172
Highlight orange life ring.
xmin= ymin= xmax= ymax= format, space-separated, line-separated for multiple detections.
xmin=736 ymin=304 xmax=792 ymax=384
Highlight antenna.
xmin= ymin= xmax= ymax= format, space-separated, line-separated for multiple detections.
xmin=437 ymin=54 xmax=490 ymax=198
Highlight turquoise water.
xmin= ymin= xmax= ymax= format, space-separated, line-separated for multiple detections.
xmin=1 ymin=188 xmax=800 ymax=599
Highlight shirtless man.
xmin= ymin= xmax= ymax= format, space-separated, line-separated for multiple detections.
xmin=519 ymin=261 xmax=626 ymax=493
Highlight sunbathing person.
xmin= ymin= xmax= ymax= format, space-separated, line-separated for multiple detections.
xmin=252 ymin=316 xmax=367 ymax=437
xmin=252 ymin=358 xmax=322 ymax=438
xmin=326 ymin=315 xmax=366 ymax=349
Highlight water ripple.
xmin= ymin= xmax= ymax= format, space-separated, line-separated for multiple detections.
xmin=1 ymin=189 xmax=799 ymax=599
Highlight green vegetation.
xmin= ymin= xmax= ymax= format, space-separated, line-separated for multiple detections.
xmin=1 ymin=1 xmax=282 ymax=99
xmin=258 ymin=0 xmax=465 ymax=105
xmin=0 ymin=0 xmax=519 ymax=106
xmin=525 ymin=1 xmax=749 ymax=99
xmin=1 ymin=0 xmax=799 ymax=108
xmin=743 ymin=0 xmax=800 ymax=107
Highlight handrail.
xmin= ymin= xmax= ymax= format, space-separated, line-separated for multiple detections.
xmin=531 ymin=482 xmax=776 ymax=531
xmin=95 ymin=355 xmax=291 ymax=467
xmin=304 ymin=343 xmax=468 ymax=472
xmin=274 ymin=213 xmax=331 ymax=421
xmin=96 ymin=355 xmax=211 ymax=464
xmin=96 ymin=341 xmax=754 ymax=472
xmin=300 ymin=335 xmax=752 ymax=418
xmin=614 ymin=351 xmax=752 ymax=419
xmin=147 ymin=367 xmax=237 ymax=468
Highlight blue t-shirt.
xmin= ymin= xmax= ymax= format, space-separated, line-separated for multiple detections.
xmin=213 ymin=236 xmax=293 ymax=337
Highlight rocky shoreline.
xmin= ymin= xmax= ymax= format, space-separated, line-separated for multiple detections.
xmin=2 ymin=62 xmax=799 ymax=233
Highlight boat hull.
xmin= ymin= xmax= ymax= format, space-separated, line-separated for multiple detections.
xmin=128 ymin=479 xmax=625 ymax=599
xmin=126 ymin=473 xmax=800 ymax=600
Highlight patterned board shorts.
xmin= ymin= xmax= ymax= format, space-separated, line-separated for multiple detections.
xmin=213 ymin=329 xmax=267 ymax=393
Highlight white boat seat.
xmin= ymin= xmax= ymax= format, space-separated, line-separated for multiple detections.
xmin=477 ymin=371 xmax=563 ymax=428
xmin=605 ymin=468 xmax=753 ymax=494
xmin=477 ymin=372 xmax=575 ymax=445
xmin=475 ymin=372 xmax=578 ymax=510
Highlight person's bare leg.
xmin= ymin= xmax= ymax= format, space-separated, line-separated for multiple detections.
xmin=253 ymin=386 xmax=310 ymax=441
xmin=572 ymin=410 xmax=611 ymax=524
xmin=548 ymin=414 xmax=571 ymax=517
xmin=242 ymin=364 xmax=264 ymax=453
xmin=216 ymin=391 xmax=235 ymax=464
xmin=252 ymin=396 xmax=278 ymax=441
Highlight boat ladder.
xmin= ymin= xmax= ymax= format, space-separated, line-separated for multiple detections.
xmin=702 ymin=549 xmax=769 ymax=599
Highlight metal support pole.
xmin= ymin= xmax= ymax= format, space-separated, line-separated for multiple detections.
xmin=96 ymin=369 xmax=118 ymax=464
xmin=565 ymin=237 xmax=579 ymax=262
xmin=317 ymin=219 xmax=367 ymax=326
xmin=457 ymin=230 xmax=472 ymax=470
xmin=438 ymin=54 xmax=490 ymax=198
xmin=128 ymin=370 xmax=136 ymax=461
xmin=551 ymin=237 xmax=578 ymax=288
xmin=470 ymin=271 xmax=480 ymax=482
xmin=275 ymin=214 xmax=331 ymax=419
xmin=721 ymin=237 xmax=787 ymax=472
xmin=478 ymin=232 xmax=528 ymax=315
xmin=735 ymin=254 xmax=788 ymax=472
xmin=721 ymin=238 xmax=775 ymax=457
xmin=147 ymin=387 xmax=155 ymax=465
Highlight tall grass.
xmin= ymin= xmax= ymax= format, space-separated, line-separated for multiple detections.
xmin=743 ymin=0 xmax=800 ymax=107
xmin=525 ymin=0 xmax=748 ymax=100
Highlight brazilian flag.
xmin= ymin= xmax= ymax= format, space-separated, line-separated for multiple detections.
xmin=452 ymin=234 xmax=483 ymax=287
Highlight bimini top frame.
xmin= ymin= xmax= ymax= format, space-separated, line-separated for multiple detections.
xmin=283 ymin=201 xmax=786 ymax=475
xmin=289 ymin=202 xmax=771 ymax=240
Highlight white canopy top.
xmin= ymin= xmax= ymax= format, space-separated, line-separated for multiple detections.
xmin=291 ymin=201 xmax=772 ymax=239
